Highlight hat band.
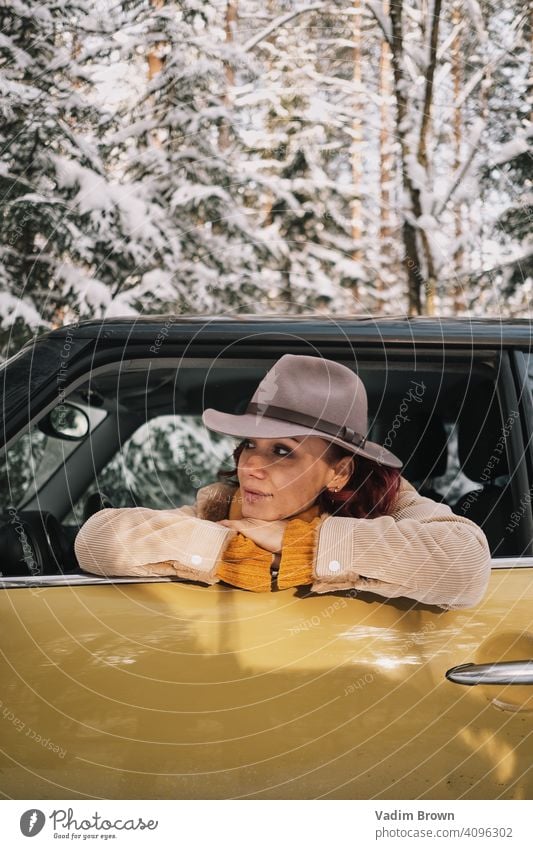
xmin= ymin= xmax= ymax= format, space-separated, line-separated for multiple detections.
xmin=246 ymin=402 xmax=367 ymax=449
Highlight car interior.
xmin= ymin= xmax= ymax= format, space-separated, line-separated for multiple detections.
xmin=0 ymin=353 xmax=525 ymax=578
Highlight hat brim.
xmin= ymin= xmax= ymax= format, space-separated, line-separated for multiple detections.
xmin=202 ymin=409 xmax=403 ymax=469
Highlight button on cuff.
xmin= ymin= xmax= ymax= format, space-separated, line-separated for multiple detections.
xmin=314 ymin=517 xmax=354 ymax=581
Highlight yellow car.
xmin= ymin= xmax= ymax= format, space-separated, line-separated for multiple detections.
xmin=0 ymin=315 xmax=531 ymax=799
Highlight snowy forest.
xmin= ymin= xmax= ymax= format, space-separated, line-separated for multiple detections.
xmin=0 ymin=0 xmax=531 ymax=355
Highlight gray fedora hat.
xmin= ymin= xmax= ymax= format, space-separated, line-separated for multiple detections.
xmin=202 ymin=354 xmax=403 ymax=469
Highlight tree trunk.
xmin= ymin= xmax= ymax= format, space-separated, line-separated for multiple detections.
xmin=378 ymin=0 xmax=394 ymax=313
xmin=219 ymin=0 xmax=238 ymax=150
xmin=349 ymin=0 xmax=364 ymax=308
xmin=389 ymin=0 xmax=442 ymax=315
xmin=146 ymin=0 xmax=165 ymax=149
xmin=147 ymin=0 xmax=165 ymax=80
xmin=418 ymin=0 xmax=442 ymax=315
xmin=388 ymin=0 xmax=423 ymax=315
xmin=451 ymin=0 xmax=464 ymax=312
xmin=519 ymin=7 xmax=533 ymax=309
xmin=477 ymin=6 xmax=492 ymax=291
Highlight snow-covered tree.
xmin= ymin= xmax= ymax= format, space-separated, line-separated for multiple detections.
xmin=477 ymin=0 xmax=532 ymax=311
xmin=66 ymin=415 xmax=236 ymax=522
xmin=0 ymin=0 xmax=154 ymax=353
xmin=0 ymin=0 xmax=530 ymax=331
xmin=236 ymin=2 xmax=361 ymax=313
xmin=112 ymin=0 xmax=277 ymax=314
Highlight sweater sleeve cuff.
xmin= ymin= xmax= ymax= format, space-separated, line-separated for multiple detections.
xmin=169 ymin=521 xmax=237 ymax=584
xmin=313 ymin=516 xmax=360 ymax=584
xmin=74 ymin=507 xmax=236 ymax=583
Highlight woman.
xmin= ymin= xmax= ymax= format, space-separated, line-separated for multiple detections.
xmin=75 ymin=354 xmax=491 ymax=609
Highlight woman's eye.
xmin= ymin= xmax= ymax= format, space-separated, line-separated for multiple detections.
xmin=241 ymin=440 xmax=292 ymax=457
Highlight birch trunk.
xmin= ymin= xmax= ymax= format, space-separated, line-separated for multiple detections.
xmin=350 ymin=0 xmax=364 ymax=308
xmin=451 ymin=0 xmax=464 ymax=312
xmin=388 ymin=0 xmax=423 ymax=315
xmin=378 ymin=0 xmax=394 ymax=313
xmin=219 ymin=0 xmax=238 ymax=150
xmin=388 ymin=0 xmax=442 ymax=315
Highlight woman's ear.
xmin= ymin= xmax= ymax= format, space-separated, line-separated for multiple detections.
xmin=333 ymin=454 xmax=355 ymax=488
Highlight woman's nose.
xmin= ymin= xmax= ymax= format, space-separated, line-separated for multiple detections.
xmin=241 ymin=452 xmax=268 ymax=475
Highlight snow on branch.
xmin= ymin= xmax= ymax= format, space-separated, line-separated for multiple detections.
xmin=463 ymin=0 xmax=488 ymax=44
xmin=0 ymin=290 xmax=44 ymax=330
xmin=242 ymin=4 xmax=323 ymax=52
xmin=433 ymin=118 xmax=485 ymax=217
xmin=437 ymin=19 xmax=465 ymax=61
xmin=456 ymin=14 xmax=528 ymax=109
xmin=363 ymin=1 xmax=392 ymax=45
xmin=487 ymin=125 xmax=533 ymax=168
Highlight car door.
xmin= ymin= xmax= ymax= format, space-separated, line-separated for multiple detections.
xmin=1 ymin=552 xmax=531 ymax=799
xmin=0 ymin=337 xmax=532 ymax=800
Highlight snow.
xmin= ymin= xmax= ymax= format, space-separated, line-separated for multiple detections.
xmin=0 ymin=0 xmax=528 ymax=335
xmin=464 ymin=0 xmax=489 ymax=44
xmin=137 ymin=269 xmax=177 ymax=300
xmin=10 ymin=193 xmax=62 ymax=206
xmin=0 ymin=291 xmax=43 ymax=329
xmin=170 ymin=184 xmax=232 ymax=208
xmin=53 ymin=157 xmax=116 ymax=214
xmin=489 ymin=131 xmax=532 ymax=167
xmin=58 ymin=265 xmax=111 ymax=313
xmin=364 ymin=1 xmax=392 ymax=44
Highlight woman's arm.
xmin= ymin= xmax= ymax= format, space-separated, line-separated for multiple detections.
xmin=74 ymin=503 xmax=237 ymax=583
xmin=308 ymin=478 xmax=491 ymax=609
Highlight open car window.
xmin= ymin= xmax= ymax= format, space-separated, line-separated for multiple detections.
xmin=63 ymin=415 xmax=236 ymax=524
xmin=57 ymin=355 xmax=522 ymax=557
xmin=2 ymin=351 xmax=526 ymax=559
xmin=0 ymin=402 xmax=107 ymax=513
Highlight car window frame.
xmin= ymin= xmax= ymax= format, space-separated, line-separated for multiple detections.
xmin=512 ymin=350 xmax=533 ymax=483
xmin=19 ymin=409 xmax=142 ymax=519
xmin=495 ymin=351 xmax=533 ymax=558
xmin=15 ymin=402 xmax=108 ymax=512
xmin=5 ymin=345 xmax=533 ymax=563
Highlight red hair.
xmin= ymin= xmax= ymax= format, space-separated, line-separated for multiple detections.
xmin=218 ymin=440 xmax=401 ymax=519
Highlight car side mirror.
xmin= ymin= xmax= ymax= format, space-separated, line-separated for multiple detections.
xmin=37 ymin=404 xmax=90 ymax=441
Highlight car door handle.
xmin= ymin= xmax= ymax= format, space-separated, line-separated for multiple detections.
xmin=446 ymin=660 xmax=533 ymax=685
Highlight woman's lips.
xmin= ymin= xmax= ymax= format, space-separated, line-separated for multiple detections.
xmin=243 ymin=488 xmax=271 ymax=503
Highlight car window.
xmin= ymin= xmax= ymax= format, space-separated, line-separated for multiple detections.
xmin=0 ymin=403 xmax=106 ymax=513
xmin=13 ymin=357 xmax=521 ymax=557
xmin=63 ymin=414 xmax=237 ymax=525
xmin=365 ymin=368 xmax=521 ymax=557
xmin=424 ymin=422 xmax=491 ymax=503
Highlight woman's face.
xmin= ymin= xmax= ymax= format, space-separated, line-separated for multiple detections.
xmin=236 ymin=435 xmax=354 ymax=520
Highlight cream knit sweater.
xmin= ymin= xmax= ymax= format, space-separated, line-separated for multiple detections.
xmin=74 ymin=477 xmax=492 ymax=609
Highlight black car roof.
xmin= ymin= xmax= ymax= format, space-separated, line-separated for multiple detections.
xmin=29 ymin=313 xmax=533 ymax=348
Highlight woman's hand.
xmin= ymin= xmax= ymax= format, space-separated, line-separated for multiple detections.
xmin=217 ymin=518 xmax=288 ymax=552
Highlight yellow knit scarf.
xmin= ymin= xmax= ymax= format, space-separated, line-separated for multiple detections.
xmin=217 ymin=487 xmax=321 ymax=592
